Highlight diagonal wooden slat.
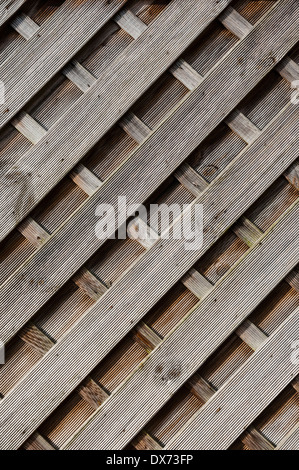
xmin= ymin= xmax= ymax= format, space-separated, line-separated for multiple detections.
xmin=225 ymin=110 xmax=261 ymax=144
xmin=0 ymin=103 xmax=297 ymax=450
xmin=11 ymin=111 xmax=47 ymax=144
xmin=62 ymin=203 xmax=299 ymax=450
xmin=218 ymin=6 xmax=253 ymax=39
xmin=0 ymin=0 xmax=27 ymax=28
xmin=0 ymin=0 xmax=235 ymax=239
xmin=0 ymin=93 xmax=297 ymax=346
xmin=275 ymin=424 xmax=299 ymax=450
xmin=62 ymin=60 xmax=97 ymax=93
xmin=0 ymin=0 xmax=129 ymax=128
xmin=240 ymin=426 xmax=275 ymax=450
xmin=10 ymin=13 xmax=39 ymax=40
xmin=0 ymin=3 xmax=296 ymax=340
xmin=114 ymin=8 xmax=147 ymax=39
xmin=167 ymin=311 xmax=299 ymax=450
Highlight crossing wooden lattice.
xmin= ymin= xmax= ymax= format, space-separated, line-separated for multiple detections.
xmin=0 ymin=0 xmax=298 ymax=451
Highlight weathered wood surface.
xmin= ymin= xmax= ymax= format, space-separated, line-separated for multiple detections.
xmin=0 ymin=0 xmax=27 ymax=27
xmin=10 ymin=12 xmax=40 ymax=40
xmin=0 ymin=100 xmax=297 ymax=345
xmin=0 ymin=109 xmax=297 ymax=449
xmin=167 ymin=310 xmax=299 ymax=450
xmin=0 ymin=0 xmax=128 ymax=127
xmin=0 ymin=0 xmax=298 ymax=451
xmin=62 ymin=203 xmax=299 ymax=449
xmin=1 ymin=1 xmax=297 ymax=345
xmin=276 ymin=425 xmax=299 ymax=450
xmin=0 ymin=0 xmax=233 ymax=239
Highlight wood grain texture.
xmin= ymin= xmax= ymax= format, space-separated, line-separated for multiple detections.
xmin=10 ymin=13 xmax=39 ymax=40
xmin=167 ymin=310 xmax=298 ymax=450
xmin=241 ymin=426 xmax=275 ymax=450
xmin=0 ymin=2 xmax=296 ymax=345
xmin=22 ymin=432 xmax=55 ymax=451
xmin=62 ymin=203 xmax=299 ymax=450
xmin=235 ymin=319 xmax=268 ymax=351
xmin=18 ymin=322 xmax=54 ymax=357
xmin=0 ymin=107 xmax=297 ymax=450
xmin=225 ymin=110 xmax=261 ymax=144
xmin=0 ymin=0 xmax=128 ymax=128
xmin=232 ymin=216 xmax=263 ymax=247
xmin=169 ymin=59 xmax=202 ymax=91
xmin=276 ymin=424 xmax=299 ymax=450
xmin=174 ymin=163 xmax=208 ymax=197
xmin=114 ymin=8 xmax=147 ymax=39
xmin=11 ymin=111 xmax=47 ymax=144
xmin=0 ymin=98 xmax=297 ymax=346
xmin=62 ymin=60 xmax=97 ymax=93
xmin=0 ymin=0 xmax=27 ymax=27
xmin=0 ymin=0 xmax=236 ymax=239
xmin=218 ymin=6 xmax=253 ymax=39
xmin=17 ymin=217 xmax=50 ymax=248
xmin=181 ymin=268 xmax=213 ymax=299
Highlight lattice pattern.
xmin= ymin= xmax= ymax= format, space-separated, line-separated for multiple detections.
xmin=0 ymin=0 xmax=298 ymax=450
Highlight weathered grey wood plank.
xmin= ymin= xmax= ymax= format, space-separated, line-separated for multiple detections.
xmin=11 ymin=111 xmax=47 ymax=144
xmin=0 ymin=0 xmax=128 ymax=127
xmin=0 ymin=2 xmax=295 ymax=335
xmin=276 ymin=424 xmax=299 ymax=450
xmin=0 ymin=0 xmax=27 ymax=27
xmin=181 ymin=268 xmax=213 ymax=299
xmin=62 ymin=60 xmax=97 ymax=93
xmin=18 ymin=322 xmax=54 ymax=357
xmin=0 ymin=104 xmax=297 ymax=450
xmin=0 ymin=87 xmax=297 ymax=347
xmin=10 ymin=12 xmax=39 ymax=40
xmin=241 ymin=426 xmax=275 ymax=450
xmin=169 ymin=59 xmax=202 ymax=91
xmin=61 ymin=203 xmax=298 ymax=450
xmin=0 ymin=0 xmax=245 ymax=239
xmin=276 ymin=56 xmax=299 ymax=84
xmin=133 ymin=322 xmax=161 ymax=352
xmin=218 ymin=6 xmax=253 ymax=39
xmin=187 ymin=374 xmax=215 ymax=403
xmin=72 ymin=267 xmax=107 ymax=302
xmin=119 ymin=112 xmax=151 ymax=144
xmin=78 ymin=377 xmax=109 ymax=410
xmin=17 ymin=216 xmax=50 ymax=248
xmin=114 ymin=8 xmax=147 ymax=39
xmin=127 ymin=217 xmax=158 ymax=249
xmin=225 ymin=110 xmax=261 ymax=144
xmin=69 ymin=164 xmax=102 ymax=196
xmin=235 ymin=319 xmax=268 ymax=351
xmin=174 ymin=163 xmax=208 ymax=197
xmin=167 ymin=309 xmax=298 ymax=450
xmin=232 ymin=216 xmax=263 ymax=247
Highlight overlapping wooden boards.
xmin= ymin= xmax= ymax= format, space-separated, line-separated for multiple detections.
xmin=63 ymin=201 xmax=299 ymax=449
xmin=0 ymin=0 xmax=234 ymax=239
xmin=276 ymin=425 xmax=299 ymax=450
xmin=0 ymin=101 xmax=297 ymax=450
xmin=167 ymin=310 xmax=299 ymax=450
xmin=0 ymin=0 xmax=27 ymax=27
xmin=0 ymin=0 xmax=128 ymax=127
xmin=3 ymin=0 xmax=294 ymax=452
xmin=1 ymin=0 xmax=297 ymax=345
